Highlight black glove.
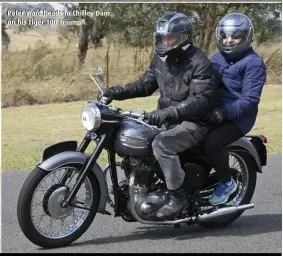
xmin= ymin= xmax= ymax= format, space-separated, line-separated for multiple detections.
xmin=204 ymin=106 xmax=225 ymax=124
xmin=146 ymin=106 xmax=178 ymax=127
xmin=97 ymin=88 xmax=114 ymax=105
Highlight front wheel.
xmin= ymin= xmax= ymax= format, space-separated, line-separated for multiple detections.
xmin=198 ymin=150 xmax=257 ymax=228
xmin=17 ymin=165 xmax=100 ymax=248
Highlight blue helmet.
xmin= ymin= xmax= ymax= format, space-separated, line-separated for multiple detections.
xmin=216 ymin=13 xmax=254 ymax=60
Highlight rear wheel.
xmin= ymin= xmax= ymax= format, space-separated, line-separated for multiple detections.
xmin=197 ymin=150 xmax=257 ymax=228
xmin=17 ymin=166 xmax=100 ymax=248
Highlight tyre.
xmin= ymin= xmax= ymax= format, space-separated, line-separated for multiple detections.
xmin=198 ymin=150 xmax=257 ymax=228
xmin=17 ymin=165 xmax=100 ymax=248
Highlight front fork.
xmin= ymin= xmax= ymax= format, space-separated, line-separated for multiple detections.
xmin=61 ymin=132 xmax=122 ymax=216
xmin=61 ymin=133 xmax=106 ymax=208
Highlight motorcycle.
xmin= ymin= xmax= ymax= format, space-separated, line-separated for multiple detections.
xmin=17 ymin=67 xmax=267 ymax=248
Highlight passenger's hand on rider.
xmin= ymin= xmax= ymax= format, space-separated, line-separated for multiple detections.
xmin=97 ymin=88 xmax=114 ymax=105
xmin=145 ymin=106 xmax=178 ymax=127
xmin=205 ymin=106 xmax=225 ymax=124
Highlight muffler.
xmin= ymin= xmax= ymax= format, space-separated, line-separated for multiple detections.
xmin=196 ymin=203 xmax=254 ymax=224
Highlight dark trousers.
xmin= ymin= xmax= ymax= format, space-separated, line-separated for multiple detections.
xmin=152 ymin=121 xmax=209 ymax=190
xmin=203 ymin=121 xmax=244 ymax=183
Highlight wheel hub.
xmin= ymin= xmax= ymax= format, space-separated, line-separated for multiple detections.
xmin=47 ymin=186 xmax=76 ymax=219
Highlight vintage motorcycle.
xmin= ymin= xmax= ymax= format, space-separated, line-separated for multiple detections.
xmin=17 ymin=67 xmax=267 ymax=248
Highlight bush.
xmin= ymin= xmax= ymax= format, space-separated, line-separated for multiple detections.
xmin=2 ymin=41 xmax=281 ymax=108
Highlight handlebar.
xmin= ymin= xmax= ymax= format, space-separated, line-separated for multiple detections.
xmin=98 ymin=98 xmax=167 ymax=131
xmin=120 ymin=110 xmax=145 ymax=120
xmin=120 ymin=110 xmax=168 ymax=131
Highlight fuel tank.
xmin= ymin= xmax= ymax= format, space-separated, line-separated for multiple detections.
xmin=113 ymin=120 xmax=160 ymax=156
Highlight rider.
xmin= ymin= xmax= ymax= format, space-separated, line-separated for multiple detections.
xmin=203 ymin=13 xmax=267 ymax=205
xmin=98 ymin=12 xmax=219 ymax=219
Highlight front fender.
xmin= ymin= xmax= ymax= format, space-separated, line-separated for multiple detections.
xmin=37 ymin=151 xmax=108 ymax=213
xmin=228 ymin=137 xmax=262 ymax=173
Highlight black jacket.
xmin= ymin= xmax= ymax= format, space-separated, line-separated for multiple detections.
xmin=110 ymin=45 xmax=219 ymax=122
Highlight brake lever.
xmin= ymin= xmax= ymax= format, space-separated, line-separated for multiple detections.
xmin=160 ymin=122 xmax=169 ymax=131
xmin=141 ymin=114 xmax=166 ymax=131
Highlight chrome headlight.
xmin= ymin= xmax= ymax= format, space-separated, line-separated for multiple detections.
xmin=81 ymin=103 xmax=101 ymax=131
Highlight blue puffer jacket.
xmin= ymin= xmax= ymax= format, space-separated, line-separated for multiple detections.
xmin=210 ymin=48 xmax=267 ymax=135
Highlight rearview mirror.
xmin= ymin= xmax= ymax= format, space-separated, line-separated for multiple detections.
xmin=96 ymin=66 xmax=104 ymax=82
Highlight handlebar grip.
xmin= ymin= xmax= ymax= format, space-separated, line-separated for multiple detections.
xmin=101 ymin=97 xmax=109 ymax=105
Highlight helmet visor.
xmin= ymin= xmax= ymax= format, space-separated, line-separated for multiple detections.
xmin=216 ymin=27 xmax=250 ymax=46
xmin=154 ymin=32 xmax=188 ymax=50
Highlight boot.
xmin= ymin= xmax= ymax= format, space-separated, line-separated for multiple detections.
xmin=156 ymin=184 xmax=189 ymax=220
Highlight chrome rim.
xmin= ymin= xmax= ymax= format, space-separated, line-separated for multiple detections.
xmin=30 ymin=167 xmax=93 ymax=239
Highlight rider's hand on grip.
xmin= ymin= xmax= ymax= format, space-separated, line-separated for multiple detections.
xmin=97 ymin=88 xmax=114 ymax=105
xmin=204 ymin=107 xmax=225 ymax=124
xmin=145 ymin=109 xmax=167 ymax=127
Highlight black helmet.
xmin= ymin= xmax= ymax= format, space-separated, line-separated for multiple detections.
xmin=216 ymin=13 xmax=254 ymax=60
xmin=154 ymin=12 xmax=194 ymax=62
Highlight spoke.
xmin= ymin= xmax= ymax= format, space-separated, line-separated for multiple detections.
xmin=32 ymin=201 xmax=43 ymax=210
xmin=76 ymin=192 xmax=86 ymax=198
xmin=232 ymin=162 xmax=241 ymax=169
xmin=53 ymin=170 xmax=62 ymax=183
xmin=59 ymin=168 xmax=69 ymax=184
xmin=51 ymin=173 xmax=58 ymax=185
xmin=61 ymin=219 xmax=68 ymax=233
xmin=42 ymin=179 xmax=50 ymax=192
xmin=33 ymin=213 xmax=45 ymax=228
xmin=74 ymin=208 xmax=84 ymax=216
xmin=72 ymin=210 xmax=76 ymax=223
xmin=32 ymin=197 xmax=43 ymax=204
xmin=40 ymin=221 xmax=55 ymax=235
xmin=49 ymin=217 xmax=54 ymax=235
xmin=66 ymin=171 xmax=77 ymax=186
xmin=73 ymin=212 xmax=83 ymax=219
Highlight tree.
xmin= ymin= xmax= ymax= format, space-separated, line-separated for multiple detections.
xmin=2 ymin=22 xmax=10 ymax=52
xmin=57 ymin=3 xmax=281 ymax=63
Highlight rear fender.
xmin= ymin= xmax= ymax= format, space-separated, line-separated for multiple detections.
xmin=228 ymin=137 xmax=263 ymax=173
xmin=37 ymin=151 xmax=108 ymax=213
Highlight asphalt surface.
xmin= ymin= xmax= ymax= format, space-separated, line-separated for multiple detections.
xmin=2 ymin=155 xmax=282 ymax=253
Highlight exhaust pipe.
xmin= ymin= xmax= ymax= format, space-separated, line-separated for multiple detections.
xmin=129 ymin=173 xmax=254 ymax=225
xmin=196 ymin=203 xmax=254 ymax=224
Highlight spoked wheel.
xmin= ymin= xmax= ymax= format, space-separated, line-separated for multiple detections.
xmin=198 ymin=151 xmax=257 ymax=228
xmin=17 ymin=166 xmax=100 ymax=248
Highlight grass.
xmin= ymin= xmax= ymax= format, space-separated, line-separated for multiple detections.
xmin=2 ymin=96 xmax=158 ymax=170
xmin=5 ymin=29 xmax=76 ymax=51
xmin=2 ymin=85 xmax=281 ymax=171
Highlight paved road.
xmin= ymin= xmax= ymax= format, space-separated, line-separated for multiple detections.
xmin=2 ymin=155 xmax=282 ymax=253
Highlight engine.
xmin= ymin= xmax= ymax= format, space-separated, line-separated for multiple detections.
xmin=118 ymin=156 xmax=171 ymax=221
xmin=118 ymin=149 xmax=208 ymax=221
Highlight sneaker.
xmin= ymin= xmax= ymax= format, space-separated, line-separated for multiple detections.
xmin=209 ymin=178 xmax=237 ymax=205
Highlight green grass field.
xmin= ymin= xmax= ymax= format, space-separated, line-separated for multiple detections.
xmin=2 ymin=85 xmax=281 ymax=170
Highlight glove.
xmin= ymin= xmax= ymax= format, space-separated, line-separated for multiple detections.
xmin=97 ymin=88 xmax=114 ymax=105
xmin=204 ymin=107 xmax=225 ymax=124
xmin=146 ymin=106 xmax=178 ymax=127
